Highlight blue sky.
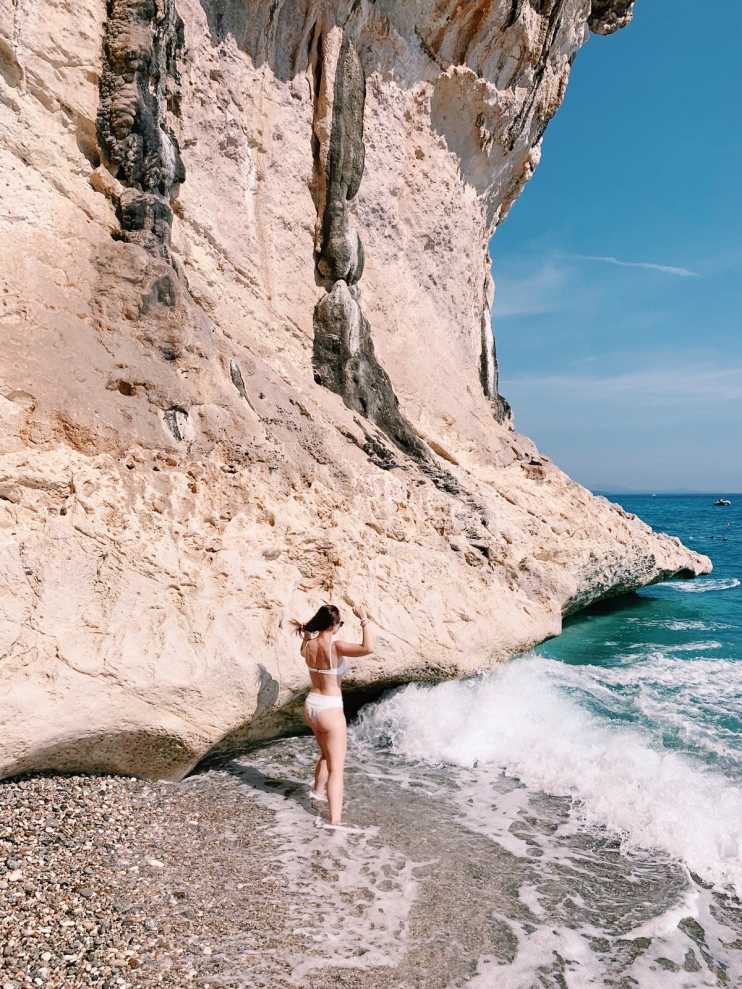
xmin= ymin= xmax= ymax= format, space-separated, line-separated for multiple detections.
xmin=491 ymin=0 xmax=741 ymax=493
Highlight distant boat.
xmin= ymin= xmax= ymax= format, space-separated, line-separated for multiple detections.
xmin=713 ymin=498 xmax=731 ymax=507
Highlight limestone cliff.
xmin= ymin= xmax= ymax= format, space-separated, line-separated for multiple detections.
xmin=0 ymin=0 xmax=706 ymax=780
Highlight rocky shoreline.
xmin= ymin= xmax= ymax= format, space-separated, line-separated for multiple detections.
xmin=0 ymin=771 xmax=297 ymax=989
xmin=0 ymin=765 xmax=402 ymax=989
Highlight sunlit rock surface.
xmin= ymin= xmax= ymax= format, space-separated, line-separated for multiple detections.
xmin=0 ymin=0 xmax=709 ymax=780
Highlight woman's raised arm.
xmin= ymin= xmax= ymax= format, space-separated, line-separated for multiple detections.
xmin=335 ymin=604 xmax=374 ymax=658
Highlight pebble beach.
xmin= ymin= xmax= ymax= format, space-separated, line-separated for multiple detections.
xmin=0 ymin=768 xmax=429 ymax=989
xmin=0 ymin=771 xmax=293 ymax=989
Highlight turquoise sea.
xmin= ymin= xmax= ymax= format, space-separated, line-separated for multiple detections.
xmin=222 ymin=495 xmax=742 ymax=987
xmin=541 ymin=494 xmax=741 ymax=783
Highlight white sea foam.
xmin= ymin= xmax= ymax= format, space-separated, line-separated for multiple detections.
xmin=354 ymin=655 xmax=742 ymax=894
xmin=626 ymin=617 xmax=734 ymax=631
xmin=663 ymin=577 xmax=740 ymax=593
xmin=509 ymin=651 xmax=741 ymax=772
xmin=664 ymin=639 xmax=722 ymax=651
xmin=465 ymin=923 xmax=608 ymax=989
xmin=211 ymin=747 xmax=419 ymax=984
xmin=665 ymin=619 xmax=727 ymax=631
xmin=465 ymin=883 xmax=742 ymax=989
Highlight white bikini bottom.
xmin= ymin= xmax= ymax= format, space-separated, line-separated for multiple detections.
xmin=305 ymin=691 xmax=344 ymax=720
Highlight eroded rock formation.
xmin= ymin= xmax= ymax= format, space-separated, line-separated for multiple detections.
xmin=310 ymin=25 xmax=426 ymax=467
xmin=589 ymin=0 xmax=636 ymax=35
xmin=97 ymin=0 xmax=186 ymax=259
xmin=0 ymin=0 xmax=709 ymax=780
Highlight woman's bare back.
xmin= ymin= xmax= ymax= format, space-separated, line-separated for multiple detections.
xmin=302 ymin=634 xmax=343 ymax=696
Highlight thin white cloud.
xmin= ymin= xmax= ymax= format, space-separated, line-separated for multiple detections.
xmin=570 ymin=254 xmax=699 ymax=278
xmin=506 ymin=365 xmax=742 ymax=406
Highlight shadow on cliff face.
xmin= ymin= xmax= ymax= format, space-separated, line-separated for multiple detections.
xmin=430 ymin=70 xmax=502 ymax=197
xmin=558 ymin=567 xmax=697 ymax=631
xmin=191 ymin=676 xmax=417 ymax=776
xmin=197 ymin=0 xmax=317 ymax=79
xmin=196 ymin=0 xmax=487 ymax=88
xmin=3 ymin=730 xmax=201 ymax=783
xmin=566 ymin=590 xmax=647 ymax=620
xmin=563 ymin=564 xmax=700 ymax=617
xmin=0 ymin=685 xmax=411 ymax=784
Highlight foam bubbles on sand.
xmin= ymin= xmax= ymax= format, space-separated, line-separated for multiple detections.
xmin=465 ymin=885 xmax=742 ymax=989
xmin=221 ymin=744 xmax=418 ymax=985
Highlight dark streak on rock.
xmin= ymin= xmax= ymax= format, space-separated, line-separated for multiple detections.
xmin=313 ymin=281 xmax=427 ymax=462
xmin=163 ymin=406 xmax=188 ymax=441
xmin=229 ymin=359 xmax=248 ymax=400
xmin=310 ymin=28 xmax=463 ymax=497
xmin=506 ymin=0 xmax=524 ymax=28
xmin=0 ymin=36 xmax=22 ymax=89
xmin=255 ymin=664 xmax=280 ymax=716
xmin=414 ymin=26 xmax=446 ymax=70
xmin=315 ymin=34 xmax=366 ymax=285
xmin=506 ymin=0 xmax=565 ymax=152
xmin=228 ymin=358 xmax=260 ymax=415
xmin=139 ymin=272 xmax=178 ymax=313
xmin=588 ymin=0 xmax=635 ymax=35
xmin=479 ymin=274 xmax=511 ymax=425
xmin=361 ymin=431 xmax=400 ymax=471
xmin=97 ymin=0 xmax=186 ymax=259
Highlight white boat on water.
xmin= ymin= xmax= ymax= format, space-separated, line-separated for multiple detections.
xmin=713 ymin=498 xmax=732 ymax=507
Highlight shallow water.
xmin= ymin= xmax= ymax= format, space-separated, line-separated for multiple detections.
xmin=220 ymin=495 xmax=742 ymax=987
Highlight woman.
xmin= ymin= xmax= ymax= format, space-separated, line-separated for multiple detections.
xmin=290 ymin=602 xmax=374 ymax=829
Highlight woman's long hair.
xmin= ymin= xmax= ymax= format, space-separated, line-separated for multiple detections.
xmin=290 ymin=604 xmax=341 ymax=636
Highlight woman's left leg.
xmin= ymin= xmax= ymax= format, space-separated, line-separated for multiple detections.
xmin=321 ymin=712 xmax=347 ymax=825
xmin=305 ymin=705 xmax=329 ymax=797
xmin=313 ymin=734 xmax=329 ymax=796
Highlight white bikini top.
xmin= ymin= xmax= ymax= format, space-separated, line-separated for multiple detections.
xmin=303 ymin=636 xmax=348 ymax=677
xmin=306 ymin=657 xmax=348 ymax=677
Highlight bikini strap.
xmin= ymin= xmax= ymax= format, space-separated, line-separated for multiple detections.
xmin=305 ymin=636 xmax=338 ymax=673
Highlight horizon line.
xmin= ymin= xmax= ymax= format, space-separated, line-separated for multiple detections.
xmin=594 ymin=489 xmax=741 ymax=496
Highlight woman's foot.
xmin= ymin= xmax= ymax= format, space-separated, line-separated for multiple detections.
xmin=313 ymin=817 xmax=364 ymax=833
xmin=309 ymin=787 xmax=328 ymax=803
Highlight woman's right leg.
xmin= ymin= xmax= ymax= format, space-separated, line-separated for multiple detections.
xmin=319 ymin=711 xmax=347 ymax=825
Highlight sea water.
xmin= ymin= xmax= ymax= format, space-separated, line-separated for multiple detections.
xmin=219 ymin=495 xmax=742 ymax=987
